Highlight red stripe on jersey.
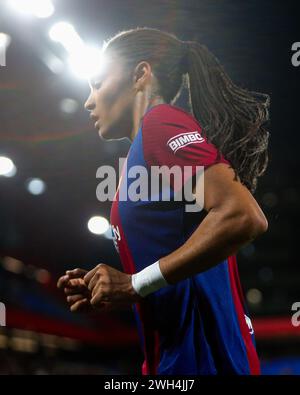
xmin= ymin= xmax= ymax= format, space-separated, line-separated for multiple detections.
xmin=227 ymin=255 xmax=261 ymax=375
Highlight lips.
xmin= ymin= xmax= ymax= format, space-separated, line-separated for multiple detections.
xmin=90 ymin=113 xmax=100 ymax=128
xmin=90 ymin=113 xmax=99 ymax=122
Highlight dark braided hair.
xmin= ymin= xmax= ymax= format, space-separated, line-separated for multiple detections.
xmin=103 ymin=27 xmax=270 ymax=193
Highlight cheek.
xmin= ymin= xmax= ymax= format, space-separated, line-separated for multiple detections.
xmin=99 ymin=78 xmax=131 ymax=114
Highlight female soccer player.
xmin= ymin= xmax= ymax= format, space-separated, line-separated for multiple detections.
xmin=57 ymin=27 xmax=270 ymax=375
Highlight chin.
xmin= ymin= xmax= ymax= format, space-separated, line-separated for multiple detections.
xmin=97 ymin=124 xmax=109 ymax=139
xmin=98 ymin=127 xmax=114 ymax=141
xmin=98 ymin=124 xmax=125 ymax=141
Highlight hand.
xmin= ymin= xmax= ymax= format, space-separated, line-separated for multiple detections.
xmin=57 ymin=268 xmax=92 ymax=312
xmin=84 ymin=263 xmax=142 ymax=309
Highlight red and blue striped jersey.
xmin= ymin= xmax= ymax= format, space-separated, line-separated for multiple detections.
xmin=110 ymin=103 xmax=260 ymax=375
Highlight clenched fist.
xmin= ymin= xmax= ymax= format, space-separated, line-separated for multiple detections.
xmin=84 ymin=264 xmax=142 ymax=307
xmin=57 ymin=264 xmax=142 ymax=312
xmin=57 ymin=268 xmax=92 ymax=312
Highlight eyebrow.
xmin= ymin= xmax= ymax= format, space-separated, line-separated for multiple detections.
xmin=90 ymin=76 xmax=100 ymax=84
xmin=89 ymin=71 xmax=107 ymax=88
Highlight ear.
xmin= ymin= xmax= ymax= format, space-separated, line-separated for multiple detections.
xmin=133 ymin=61 xmax=152 ymax=91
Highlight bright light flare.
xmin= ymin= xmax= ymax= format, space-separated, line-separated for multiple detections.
xmin=68 ymin=46 xmax=105 ymax=80
xmin=26 ymin=178 xmax=46 ymax=195
xmin=49 ymin=22 xmax=83 ymax=53
xmin=87 ymin=216 xmax=110 ymax=235
xmin=0 ymin=33 xmax=11 ymax=49
xmin=8 ymin=0 xmax=55 ymax=19
xmin=0 ymin=156 xmax=16 ymax=177
xmin=49 ymin=22 xmax=106 ymax=79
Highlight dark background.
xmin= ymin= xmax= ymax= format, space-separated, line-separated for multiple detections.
xmin=0 ymin=0 xmax=299 ymax=374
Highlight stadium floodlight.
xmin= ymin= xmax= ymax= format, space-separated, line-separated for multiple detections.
xmin=8 ymin=0 xmax=55 ymax=19
xmin=0 ymin=33 xmax=11 ymax=66
xmin=0 ymin=156 xmax=16 ymax=177
xmin=0 ymin=33 xmax=11 ymax=49
xmin=26 ymin=178 xmax=46 ymax=195
xmin=68 ymin=46 xmax=104 ymax=80
xmin=49 ymin=22 xmax=106 ymax=79
xmin=49 ymin=22 xmax=83 ymax=53
xmin=87 ymin=216 xmax=110 ymax=235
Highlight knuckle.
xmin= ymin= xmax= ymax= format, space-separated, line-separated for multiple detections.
xmin=90 ymin=298 xmax=98 ymax=306
xmin=99 ymin=279 xmax=107 ymax=288
xmin=103 ymin=275 xmax=111 ymax=284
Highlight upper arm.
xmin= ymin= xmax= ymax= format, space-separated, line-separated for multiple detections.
xmin=198 ymin=162 xmax=268 ymax=233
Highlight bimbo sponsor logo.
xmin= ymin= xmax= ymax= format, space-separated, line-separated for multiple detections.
xmin=167 ymin=131 xmax=205 ymax=154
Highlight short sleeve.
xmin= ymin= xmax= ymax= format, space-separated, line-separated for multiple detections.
xmin=141 ymin=104 xmax=229 ymax=190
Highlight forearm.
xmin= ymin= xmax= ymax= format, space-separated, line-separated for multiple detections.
xmin=159 ymin=208 xmax=262 ymax=284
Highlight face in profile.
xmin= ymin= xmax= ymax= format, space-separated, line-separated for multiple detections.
xmin=84 ymin=59 xmax=135 ymax=141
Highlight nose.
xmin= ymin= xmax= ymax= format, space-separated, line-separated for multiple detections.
xmin=84 ymin=91 xmax=95 ymax=112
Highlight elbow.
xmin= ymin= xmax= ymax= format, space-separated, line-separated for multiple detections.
xmin=239 ymin=209 xmax=268 ymax=241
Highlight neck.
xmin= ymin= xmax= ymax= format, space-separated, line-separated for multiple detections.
xmin=129 ymin=94 xmax=165 ymax=142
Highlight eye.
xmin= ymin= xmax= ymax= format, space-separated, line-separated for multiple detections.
xmin=93 ymin=81 xmax=102 ymax=90
xmin=92 ymin=81 xmax=102 ymax=89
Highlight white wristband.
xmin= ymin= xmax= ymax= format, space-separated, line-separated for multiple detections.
xmin=131 ymin=260 xmax=169 ymax=298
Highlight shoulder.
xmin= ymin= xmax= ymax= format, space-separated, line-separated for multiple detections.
xmin=141 ymin=103 xmax=202 ymax=142
xmin=141 ymin=103 xmax=230 ymax=169
xmin=141 ymin=103 xmax=208 ymax=159
xmin=142 ymin=103 xmax=199 ymax=124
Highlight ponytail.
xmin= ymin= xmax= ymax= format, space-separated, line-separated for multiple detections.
xmin=183 ymin=40 xmax=270 ymax=193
